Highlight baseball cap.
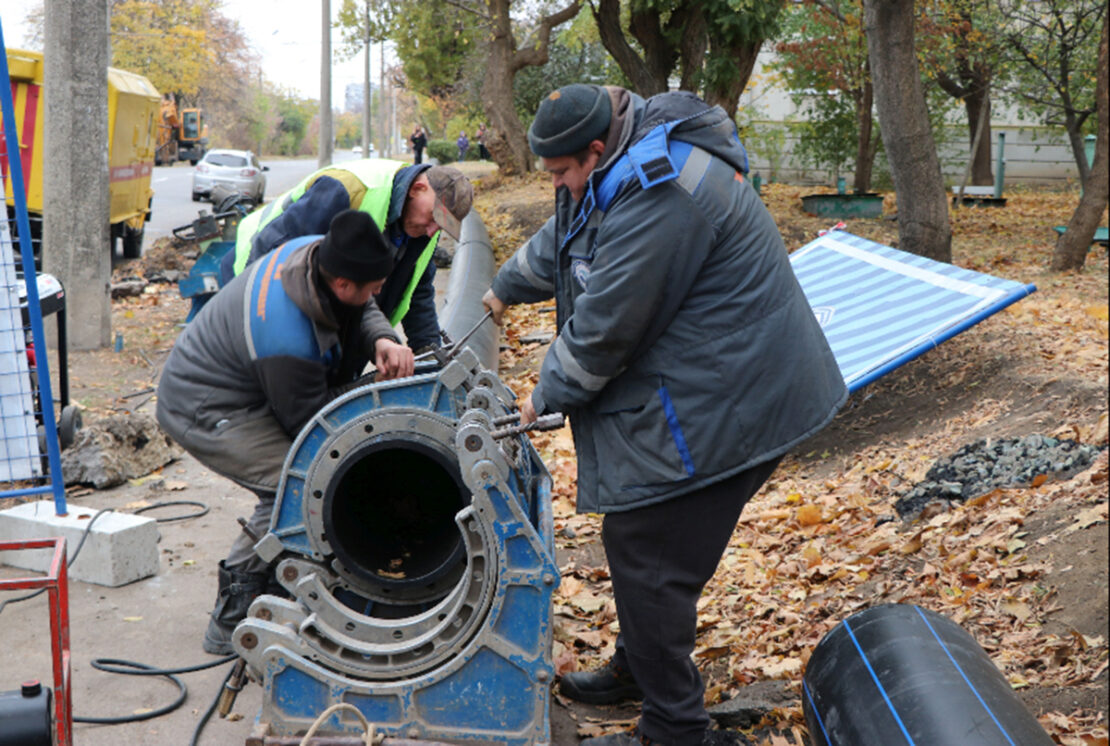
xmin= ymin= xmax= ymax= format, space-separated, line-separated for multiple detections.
xmin=426 ymin=166 xmax=473 ymax=240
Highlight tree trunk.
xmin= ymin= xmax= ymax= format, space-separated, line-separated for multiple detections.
xmin=1063 ymin=110 xmax=1093 ymax=186
xmin=965 ymin=87 xmax=993 ymax=185
xmin=864 ymin=0 xmax=952 ymax=262
xmin=482 ymin=23 xmax=533 ymax=175
xmin=703 ymin=40 xmax=761 ymax=118
xmin=1051 ymin=12 xmax=1108 ymax=271
xmin=592 ymin=0 xmax=671 ymax=96
xmin=853 ymin=72 xmax=876 ymax=193
xmin=481 ymin=0 xmax=581 ymax=175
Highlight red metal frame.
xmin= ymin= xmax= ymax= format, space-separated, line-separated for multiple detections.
xmin=0 ymin=537 xmax=73 ymax=746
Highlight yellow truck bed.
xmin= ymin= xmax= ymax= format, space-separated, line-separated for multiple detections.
xmin=2 ymin=47 xmax=160 ymax=259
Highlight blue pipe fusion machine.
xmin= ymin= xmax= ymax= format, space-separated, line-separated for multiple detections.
xmin=237 ymin=346 xmax=560 ymax=744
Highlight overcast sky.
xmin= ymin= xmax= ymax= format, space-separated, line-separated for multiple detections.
xmin=2 ymin=0 xmax=381 ymax=100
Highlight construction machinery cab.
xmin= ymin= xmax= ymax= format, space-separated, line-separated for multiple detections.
xmin=156 ymin=93 xmax=207 ymax=166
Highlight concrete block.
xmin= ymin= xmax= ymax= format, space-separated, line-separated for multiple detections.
xmin=0 ymin=501 xmax=160 ymax=587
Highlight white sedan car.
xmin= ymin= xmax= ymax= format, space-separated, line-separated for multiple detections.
xmin=192 ymin=149 xmax=268 ymax=203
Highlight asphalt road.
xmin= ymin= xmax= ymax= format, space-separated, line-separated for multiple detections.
xmin=144 ymin=151 xmax=360 ymax=248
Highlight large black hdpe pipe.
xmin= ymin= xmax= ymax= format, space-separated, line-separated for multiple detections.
xmin=803 ymin=604 xmax=1054 ymax=746
xmin=438 ymin=212 xmax=499 ymax=371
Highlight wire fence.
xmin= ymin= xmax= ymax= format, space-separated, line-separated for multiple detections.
xmin=0 ymin=22 xmax=67 ymax=515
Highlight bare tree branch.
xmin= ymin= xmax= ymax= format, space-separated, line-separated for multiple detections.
xmin=511 ymin=0 xmax=582 ymax=72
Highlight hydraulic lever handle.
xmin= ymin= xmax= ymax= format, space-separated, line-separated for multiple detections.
xmin=490 ymin=412 xmax=565 ymax=439
xmin=415 ymin=310 xmax=494 ymax=364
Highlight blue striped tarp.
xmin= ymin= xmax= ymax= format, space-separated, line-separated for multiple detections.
xmin=790 ymin=231 xmax=1037 ymax=394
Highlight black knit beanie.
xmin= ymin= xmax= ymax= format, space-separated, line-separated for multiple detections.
xmin=528 ymin=84 xmax=612 ymax=158
xmin=318 ymin=209 xmax=392 ymax=282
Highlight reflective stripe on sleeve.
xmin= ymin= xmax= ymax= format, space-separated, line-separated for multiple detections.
xmin=553 ymin=335 xmax=610 ymax=392
xmin=516 ymin=245 xmax=553 ymax=292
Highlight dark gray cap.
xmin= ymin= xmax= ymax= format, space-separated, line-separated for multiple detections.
xmin=528 ymin=84 xmax=612 ymax=158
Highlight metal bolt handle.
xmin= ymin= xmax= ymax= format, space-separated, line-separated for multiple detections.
xmin=489 ymin=413 xmax=565 ymax=439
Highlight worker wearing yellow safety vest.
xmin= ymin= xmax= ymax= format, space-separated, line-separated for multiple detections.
xmin=226 ymin=160 xmax=473 ymax=351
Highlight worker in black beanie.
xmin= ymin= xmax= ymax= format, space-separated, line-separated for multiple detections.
xmin=319 ymin=208 xmax=394 ymax=283
xmin=157 ymin=208 xmax=414 ymax=655
xmin=483 ymin=82 xmax=845 ymax=745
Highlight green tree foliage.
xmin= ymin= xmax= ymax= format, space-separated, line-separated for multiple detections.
xmin=996 ymin=0 xmax=1105 ymax=183
xmin=390 ymin=0 xmax=482 ymax=109
xmin=512 ymin=34 xmax=622 ymax=124
xmin=916 ymin=0 xmax=1007 ymax=185
xmin=337 ymin=0 xmax=392 ymax=59
xmin=591 ymin=0 xmax=783 ymax=116
xmin=334 ymin=111 xmax=365 ymax=148
xmin=109 ymin=0 xmax=216 ymax=102
xmin=772 ymin=0 xmax=879 ymax=191
xmin=270 ymin=95 xmax=318 ymax=155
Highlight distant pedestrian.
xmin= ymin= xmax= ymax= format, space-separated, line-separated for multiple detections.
xmin=476 ymin=124 xmax=490 ymax=160
xmin=456 ymin=130 xmax=469 ymax=162
xmin=410 ymin=126 xmax=427 ymax=164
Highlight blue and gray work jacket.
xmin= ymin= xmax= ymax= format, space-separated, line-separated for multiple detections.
xmin=492 ymin=91 xmax=847 ymax=513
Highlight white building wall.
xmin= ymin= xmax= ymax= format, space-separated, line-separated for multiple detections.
xmin=736 ymin=50 xmax=1084 ymax=186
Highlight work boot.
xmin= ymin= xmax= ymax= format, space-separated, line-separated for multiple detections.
xmin=202 ymin=560 xmax=269 ymax=655
xmin=700 ymin=730 xmax=753 ymax=746
xmin=581 ymin=729 xmax=751 ymax=746
xmin=558 ymin=656 xmax=643 ymax=705
xmin=580 ymin=731 xmax=650 ymax=745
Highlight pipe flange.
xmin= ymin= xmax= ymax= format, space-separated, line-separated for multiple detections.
xmin=301 ymin=408 xmax=459 ymax=565
xmin=291 ymin=503 xmax=496 ymax=681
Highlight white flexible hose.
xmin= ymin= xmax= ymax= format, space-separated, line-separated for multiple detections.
xmin=297 ymin=702 xmax=384 ymax=745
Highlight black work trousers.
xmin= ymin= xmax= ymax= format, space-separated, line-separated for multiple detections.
xmin=602 ymin=456 xmax=782 ymax=745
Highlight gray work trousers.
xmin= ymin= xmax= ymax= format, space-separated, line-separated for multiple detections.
xmin=602 ymin=457 xmax=782 ymax=745
xmin=225 ymin=487 xmax=276 ymax=575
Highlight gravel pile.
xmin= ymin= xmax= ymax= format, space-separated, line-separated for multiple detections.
xmin=894 ymin=435 xmax=1104 ymax=519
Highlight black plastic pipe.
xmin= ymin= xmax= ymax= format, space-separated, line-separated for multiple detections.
xmin=803 ymin=604 xmax=1054 ymax=746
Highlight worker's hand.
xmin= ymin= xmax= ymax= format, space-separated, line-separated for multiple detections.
xmin=520 ymin=393 xmax=537 ymax=425
xmin=374 ymin=338 xmax=414 ymax=380
xmin=482 ymin=289 xmax=508 ymax=326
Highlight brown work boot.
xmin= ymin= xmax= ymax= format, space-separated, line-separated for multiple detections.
xmin=559 ymin=656 xmax=643 ymax=705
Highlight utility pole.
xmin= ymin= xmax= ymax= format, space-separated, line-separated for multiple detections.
xmin=44 ymin=0 xmax=110 ymax=349
xmin=379 ymin=41 xmax=387 ymax=157
xmin=362 ymin=1 xmax=370 ymax=158
xmin=318 ymin=0 xmax=333 ymax=169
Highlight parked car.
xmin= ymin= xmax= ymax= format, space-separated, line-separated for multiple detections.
xmin=351 ymin=144 xmax=376 ymax=158
xmin=192 ymin=149 xmax=267 ymax=203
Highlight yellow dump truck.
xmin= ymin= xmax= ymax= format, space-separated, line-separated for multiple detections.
xmin=2 ymin=47 xmax=160 ymax=261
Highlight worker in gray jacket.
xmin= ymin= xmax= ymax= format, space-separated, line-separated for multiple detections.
xmin=157 ymin=209 xmax=414 ymax=655
xmin=483 ymin=85 xmax=847 ymax=745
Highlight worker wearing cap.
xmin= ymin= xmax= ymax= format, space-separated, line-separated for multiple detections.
xmin=158 ymin=209 xmax=416 ymax=655
xmin=227 ymin=160 xmax=474 ymax=352
xmin=482 ymin=85 xmax=847 ymax=745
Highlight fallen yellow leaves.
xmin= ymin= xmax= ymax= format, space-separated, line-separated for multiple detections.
xmin=476 ymin=179 xmax=1107 ymax=746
